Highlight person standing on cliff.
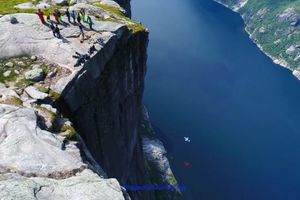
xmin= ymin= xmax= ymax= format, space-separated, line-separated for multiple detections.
xmin=77 ymin=13 xmax=81 ymax=24
xmin=54 ymin=24 xmax=61 ymax=39
xmin=36 ymin=9 xmax=46 ymax=24
xmin=87 ymin=15 xmax=93 ymax=30
xmin=65 ymin=8 xmax=71 ymax=23
xmin=50 ymin=22 xmax=56 ymax=37
xmin=53 ymin=9 xmax=59 ymax=23
xmin=57 ymin=9 xmax=63 ymax=23
xmin=71 ymin=10 xmax=76 ymax=24
xmin=79 ymin=23 xmax=85 ymax=42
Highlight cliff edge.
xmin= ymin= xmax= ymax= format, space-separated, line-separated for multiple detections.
xmin=0 ymin=0 xmax=180 ymax=199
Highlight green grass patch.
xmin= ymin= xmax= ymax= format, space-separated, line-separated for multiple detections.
xmin=61 ymin=125 xmax=77 ymax=139
xmin=49 ymin=90 xmax=61 ymax=101
xmin=1 ymin=96 xmax=23 ymax=106
xmin=93 ymin=3 xmax=147 ymax=33
xmin=0 ymin=0 xmax=36 ymax=15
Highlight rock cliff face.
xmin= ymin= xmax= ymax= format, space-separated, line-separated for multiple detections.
xmin=0 ymin=0 xmax=148 ymax=199
xmin=61 ymin=23 xmax=152 ymax=200
xmin=0 ymin=0 xmax=180 ymax=199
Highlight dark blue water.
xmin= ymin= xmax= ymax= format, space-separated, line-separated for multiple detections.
xmin=132 ymin=0 xmax=300 ymax=199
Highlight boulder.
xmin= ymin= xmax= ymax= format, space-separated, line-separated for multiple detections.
xmin=17 ymin=61 xmax=25 ymax=67
xmin=32 ymin=64 xmax=41 ymax=69
xmin=0 ymin=84 xmax=19 ymax=99
xmin=3 ymin=70 xmax=11 ymax=77
xmin=30 ymin=55 xmax=37 ymax=61
xmin=36 ymin=3 xmax=51 ymax=9
xmin=10 ymin=16 xmax=18 ymax=24
xmin=25 ymin=68 xmax=45 ymax=82
xmin=69 ymin=0 xmax=77 ymax=5
xmin=53 ymin=0 xmax=69 ymax=6
xmin=5 ymin=62 xmax=14 ymax=67
xmin=25 ymin=86 xmax=48 ymax=100
xmin=14 ymin=2 xmax=36 ymax=10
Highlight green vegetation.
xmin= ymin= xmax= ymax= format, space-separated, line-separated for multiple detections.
xmin=0 ymin=0 xmax=146 ymax=33
xmin=166 ymin=173 xmax=178 ymax=186
xmin=0 ymin=0 xmax=63 ymax=15
xmin=61 ymin=125 xmax=77 ymax=139
xmin=37 ymin=85 xmax=50 ymax=93
xmin=0 ymin=56 xmax=31 ymax=84
xmin=33 ymin=104 xmax=57 ymax=124
xmin=15 ymin=78 xmax=32 ymax=89
xmin=220 ymin=0 xmax=300 ymax=69
xmin=93 ymin=3 xmax=146 ymax=33
xmin=0 ymin=0 xmax=36 ymax=15
xmin=49 ymin=90 xmax=61 ymax=101
xmin=1 ymin=96 xmax=23 ymax=106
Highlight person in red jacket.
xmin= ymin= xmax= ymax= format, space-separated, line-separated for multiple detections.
xmin=53 ymin=9 xmax=59 ymax=23
xmin=36 ymin=9 xmax=46 ymax=24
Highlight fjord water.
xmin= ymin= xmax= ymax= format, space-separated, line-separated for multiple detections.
xmin=132 ymin=0 xmax=300 ymax=199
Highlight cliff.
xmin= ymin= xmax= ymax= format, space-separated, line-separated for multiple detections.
xmin=0 ymin=0 xmax=180 ymax=199
xmin=216 ymin=0 xmax=300 ymax=79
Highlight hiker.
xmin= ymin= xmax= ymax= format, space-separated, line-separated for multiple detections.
xmin=78 ymin=23 xmax=85 ymax=42
xmin=97 ymin=38 xmax=104 ymax=46
xmin=57 ymin=9 xmax=62 ymax=23
xmin=53 ymin=9 xmax=59 ymax=23
xmin=80 ymin=8 xmax=86 ymax=22
xmin=73 ymin=52 xmax=90 ymax=67
xmin=87 ymin=15 xmax=93 ymax=30
xmin=77 ymin=13 xmax=81 ymax=24
xmin=50 ymin=22 xmax=56 ymax=37
xmin=71 ymin=10 xmax=76 ymax=24
xmin=65 ymin=8 xmax=71 ymax=23
xmin=46 ymin=14 xmax=51 ymax=22
xmin=88 ymin=45 xmax=96 ymax=55
xmin=36 ymin=9 xmax=46 ymax=24
xmin=79 ymin=11 xmax=84 ymax=22
xmin=54 ymin=24 xmax=61 ymax=38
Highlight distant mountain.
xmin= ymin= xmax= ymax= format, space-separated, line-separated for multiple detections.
xmin=217 ymin=0 xmax=300 ymax=78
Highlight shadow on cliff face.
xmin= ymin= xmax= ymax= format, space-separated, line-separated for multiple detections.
xmin=55 ymin=27 xmax=156 ymax=199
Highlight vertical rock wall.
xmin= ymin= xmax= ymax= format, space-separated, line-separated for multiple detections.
xmin=61 ymin=28 xmax=154 ymax=199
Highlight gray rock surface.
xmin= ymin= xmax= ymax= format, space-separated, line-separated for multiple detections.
xmin=0 ymin=104 xmax=125 ymax=199
xmin=0 ymin=84 xmax=19 ymax=99
xmin=0 ymin=13 xmax=125 ymax=85
xmin=0 ymin=1 xmax=149 ymax=199
xmin=0 ymin=105 xmax=84 ymax=176
xmin=25 ymin=86 xmax=48 ymax=100
xmin=36 ymin=3 xmax=52 ymax=9
xmin=2 ymin=70 xmax=11 ymax=77
xmin=14 ymin=2 xmax=36 ymax=10
xmin=25 ymin=68 xmax=44 ymax=82
xmin=53 ymin=0 xmax=69 ymax=6
xmin=0 ymin=169 xmax=125 ymax=200
xmin=5 ymin=62 xmax=14 ymax=67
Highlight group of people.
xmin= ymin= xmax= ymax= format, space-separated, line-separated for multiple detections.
xmin=36 ymin=7 xmax=94 ymax=41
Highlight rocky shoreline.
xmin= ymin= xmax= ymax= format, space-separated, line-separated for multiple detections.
xmin=214 ymin=0 xmax=300 ymax=80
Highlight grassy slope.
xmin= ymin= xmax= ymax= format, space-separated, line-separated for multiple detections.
xmin=0 ymin=0 xmax=36 ymax=14
xmin=220 ymin=0 xmax=300 ymax=70
xmin=0 ymin=1 xmax=145 ymax=33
